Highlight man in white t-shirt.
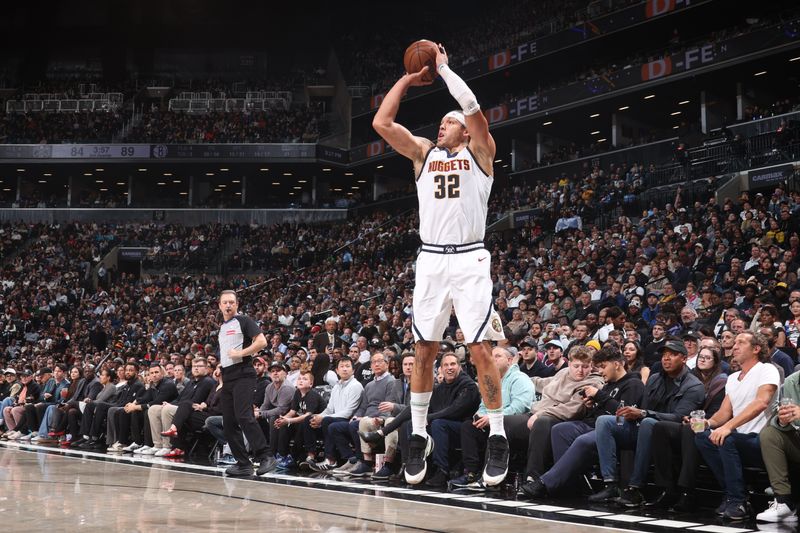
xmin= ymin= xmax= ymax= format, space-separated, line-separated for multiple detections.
xmin=695 ymin=331 xmax=780 ymax=521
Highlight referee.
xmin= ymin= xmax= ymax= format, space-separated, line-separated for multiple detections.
xmin=217 ymin=290 xmax=275 ymax=477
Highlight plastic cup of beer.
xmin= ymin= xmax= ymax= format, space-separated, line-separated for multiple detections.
xmin=690 ymin=410 xmax=706 ymax=433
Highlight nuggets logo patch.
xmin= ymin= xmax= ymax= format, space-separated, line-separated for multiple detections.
xmin=492 ymin=318 xmax=502 ymax=333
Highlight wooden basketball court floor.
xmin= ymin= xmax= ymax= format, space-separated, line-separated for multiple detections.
xmin=0 ymin=442 xmax=774 ymax=533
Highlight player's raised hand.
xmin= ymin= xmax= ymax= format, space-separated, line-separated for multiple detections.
xmin=435 ymin=43 xmax=449 ymax=69
xmin=404 ymin=66 xmax=434 ymax=87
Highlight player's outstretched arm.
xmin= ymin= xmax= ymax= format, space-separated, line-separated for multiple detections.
xmin=372 ymin=70 xmax=434 ymax=165
xmin=434 ymin=44 xmax=496 ymax=166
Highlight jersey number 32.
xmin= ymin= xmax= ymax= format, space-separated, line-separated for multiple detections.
xmin=433 ymin=174 xmax=460 ymax=199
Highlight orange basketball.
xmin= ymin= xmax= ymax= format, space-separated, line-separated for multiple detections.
xmin=403 ymin=40 xmax=438 ymax=82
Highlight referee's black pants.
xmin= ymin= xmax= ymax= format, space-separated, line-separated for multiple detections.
xmin=221 ymin=366 xmax=267 ymax=466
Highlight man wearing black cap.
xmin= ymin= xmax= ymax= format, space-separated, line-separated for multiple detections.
xmin=217 ymin=290 xmax=271 ymax=477
xmin=589 ymin=338 xmax=704 ymax=506
xmin=255 ymin=361 xmax=294 ymax=467
xmin=518 ymin=338 xmax=545 ymax=378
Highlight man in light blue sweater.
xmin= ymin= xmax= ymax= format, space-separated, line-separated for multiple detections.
xmin=307 ymin=358 xmax=364 ymax=472
xmin=452 ymin=346 xmax=535 ymax=489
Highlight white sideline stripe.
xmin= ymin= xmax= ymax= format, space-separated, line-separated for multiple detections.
xmin=646 ymin=519 xmax=703 ymax=528
xmin=688 ymin=526 xmax=754 ymax=533
xmin=491 ymin=500 xmax=531 ymax=507
xmin=525 ymin=504 xmax=573 ymax=512
xmin=456 ymin=496 xmax=504 ymax=503
xmin=559 ymin=510 xmax=613 ymax=517
xmin=602 ymin=514 xmax=655 ymax=523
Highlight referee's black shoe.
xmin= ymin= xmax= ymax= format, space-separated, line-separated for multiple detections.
xmin=225 ymin=463 xmax=254 ymax=477
xmin=256 ymin=456 xmax=277 ymax=476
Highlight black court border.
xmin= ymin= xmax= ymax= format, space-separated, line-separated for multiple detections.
xmin=0 ymin=442 xmax=756 ymax=533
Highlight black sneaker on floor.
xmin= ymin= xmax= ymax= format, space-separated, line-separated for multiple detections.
xmin=646 ymin=489 xmax=679 ymax=509
xmin=225 ymin=463 xmax=254 ymax=477
xmin=715 ymin=498 xmax=730 ymax=516
xmin=588 ymin=483 xmax=620 ymax=503
xmin=615 ymin=487 xmax=645 ymax=508
xmin=372 ymin=464 xmax=393 ymax=481
xmin=424 ymin=467 xmax=448 ymax=488
xmin=482 ymin=434 xmax=509 ymax=486
xmin=671 ymin=492 xmax=696 ymax=513
xmin=450 ymin=471 xmax=480 ymax=489
xmin=404 ymin=434 xmax=433 ymax=485
xmin=78 ymin=438 xmax=98 ymax=449
xmin=520 ymin=478 xmax=548 ymax=499
xmin=256 ymin=456 xmax=277 ymax=476
xmin=349 ymin=461 xmax=374 ymax=478
xmin=723 ymin=500 xmax=751 ymax=521
xmin=86 ymin=439 xmax=106 ymax=450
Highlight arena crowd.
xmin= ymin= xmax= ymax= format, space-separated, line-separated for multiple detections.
xmin=1 ymin=171 xmax=799 ymax=522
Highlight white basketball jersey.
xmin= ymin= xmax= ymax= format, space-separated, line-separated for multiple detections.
xmin=416 ymin=146 xmax=493 ymax=245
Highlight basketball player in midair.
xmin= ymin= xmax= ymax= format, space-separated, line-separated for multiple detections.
xmin=373 ymin=43 xmax=508 ymax=486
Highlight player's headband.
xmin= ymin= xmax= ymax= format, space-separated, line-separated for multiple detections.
xmin=443 ymin=110 xmax=466 ymax=128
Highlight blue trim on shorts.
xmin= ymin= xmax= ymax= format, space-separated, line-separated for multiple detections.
xmin=472 ymin=305 xmax=493 ymax=344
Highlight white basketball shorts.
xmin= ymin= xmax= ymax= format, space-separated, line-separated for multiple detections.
xmin=411 ymin=244 xmax=505 ymax=344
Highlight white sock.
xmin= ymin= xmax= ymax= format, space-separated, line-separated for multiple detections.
xmin=410 ymin=391 xmax=432 ymax=438
xmin=487 ymin=409 xmax=505 ymax=438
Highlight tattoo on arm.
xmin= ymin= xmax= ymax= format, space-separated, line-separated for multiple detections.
xmin=483 ymin=375 xmax=499 ymax=404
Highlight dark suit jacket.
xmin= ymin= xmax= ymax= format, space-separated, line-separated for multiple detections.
xmin=313 ymin=331 xmax=348 ymax=354
xmin=387 ymin=376 xmax=411 ymax=416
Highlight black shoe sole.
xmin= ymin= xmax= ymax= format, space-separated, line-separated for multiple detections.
xmin=226 ymin=469 xmax=255 ymax=477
